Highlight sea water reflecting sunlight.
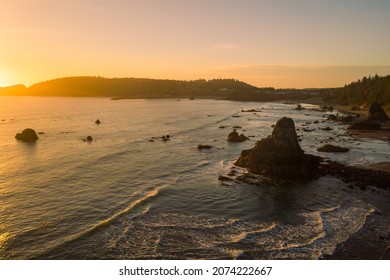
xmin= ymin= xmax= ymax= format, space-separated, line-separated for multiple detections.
xmin=0 ymin=96 xmax=389 ymax=259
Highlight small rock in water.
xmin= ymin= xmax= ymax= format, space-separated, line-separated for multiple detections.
xmin=197 ymin=144 xmax=213 ymax=150
xmin=227 ymin=130 xmax=249 ymax=142
xmin=15 ymin=128 xmax=39 ymax=142
xmin=317 ymin=144 xmax=349 ymax=153
xmin=86 ymin=136 xmax=93 ymax=141
xmin=95 ymin=119 xmax=101 ymax=124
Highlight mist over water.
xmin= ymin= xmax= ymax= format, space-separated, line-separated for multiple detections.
xmin=0 ymin=97 xmax=389 ymax=259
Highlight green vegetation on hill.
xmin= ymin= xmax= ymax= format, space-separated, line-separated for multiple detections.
xmin=325 ymin=75 xmax=390 ymax=110
xmin=1 ymin=77 xmax=259 ymax=99
xmin=3 ymin=75 xmax=389 ymax=108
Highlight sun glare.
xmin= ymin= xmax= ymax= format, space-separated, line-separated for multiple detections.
xmin=0 ymin=70 xmax=8 ymax=87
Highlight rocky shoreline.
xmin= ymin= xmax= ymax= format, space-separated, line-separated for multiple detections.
xmin=223 ymin=101 xmax=390 ymax=259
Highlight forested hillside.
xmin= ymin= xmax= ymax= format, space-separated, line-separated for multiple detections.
xmin=326 ymin=75 xmax=390 ymax=110
xmin=0 ymin=77 xmax=258 ymax=99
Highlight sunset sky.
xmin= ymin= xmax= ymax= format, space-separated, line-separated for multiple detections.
xmin=1 ymin=0 xmax=390 ymax=88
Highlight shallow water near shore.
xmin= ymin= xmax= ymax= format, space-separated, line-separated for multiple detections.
xmin=0 ymin=96 xmax=389 ymax=259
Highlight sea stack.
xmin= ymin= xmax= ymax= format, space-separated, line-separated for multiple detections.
xmin=235 ymin=117 xmax=320 ymax=180
xmin=367 ymin=102 xmax=389 ymax=122
xmin=15 ymin=128 xmax=39 ymax=142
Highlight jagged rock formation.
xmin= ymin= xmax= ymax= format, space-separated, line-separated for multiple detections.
xmin=235 ymin=117 xmax=320 ymax=180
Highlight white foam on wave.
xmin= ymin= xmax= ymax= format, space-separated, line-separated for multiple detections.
xmin=100 ymin=194 xmax=376 ymax=260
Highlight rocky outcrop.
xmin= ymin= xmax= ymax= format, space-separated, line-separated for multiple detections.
xmin=227 ymin=130 xmax=249 ymax=142
xmin=317 ymin=144 xmax=350 ymax=153
xmin=367 ymin=102 xmax=389 ymax=122
xmin=15 ymin=128 xmax=39 ymax=142
xmin=235 ymin=117 xmax=320 ymax=180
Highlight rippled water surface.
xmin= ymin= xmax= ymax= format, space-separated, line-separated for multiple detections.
xmin=0 ymin=96 xmax=389 ymax=259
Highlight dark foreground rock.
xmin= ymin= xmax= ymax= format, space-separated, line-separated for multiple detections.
xmin=317 ymin=144 xmax=350 ymax=153
xmin=235 ymin=117 xmax=320 ymax=180
xmin=324 ymin=212 xmax=390 ymax=260
xmin=15 ymin=128 xmax=38 ymax=142
xmin=227 ymin=130 xmax=249 ymax=142
xmin=367 ymin=102 xmax=389 ymax=122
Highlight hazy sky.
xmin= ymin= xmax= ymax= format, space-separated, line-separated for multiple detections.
xmin=1 ymin=0 xmax=390 ymax=88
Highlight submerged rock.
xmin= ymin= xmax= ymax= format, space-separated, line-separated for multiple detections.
xmin=227 ymin=130 xmax=249 ymax=142
xmin=235 ymin=117 xmax=320 ymax=180
xmin=15 ymin=128 xmax=38 ymax=142
xmin=367 ymin=102 xmax=389 ymax=122
xmin=317 ymin=144 xmax=350 ymax=153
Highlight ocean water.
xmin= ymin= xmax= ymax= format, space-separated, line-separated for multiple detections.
xmin=0 ymin=96 xmax=389 ymax=259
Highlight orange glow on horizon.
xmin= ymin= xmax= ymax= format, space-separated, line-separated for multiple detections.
xmin=1 ymin=1 xmax=390 ymax=89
